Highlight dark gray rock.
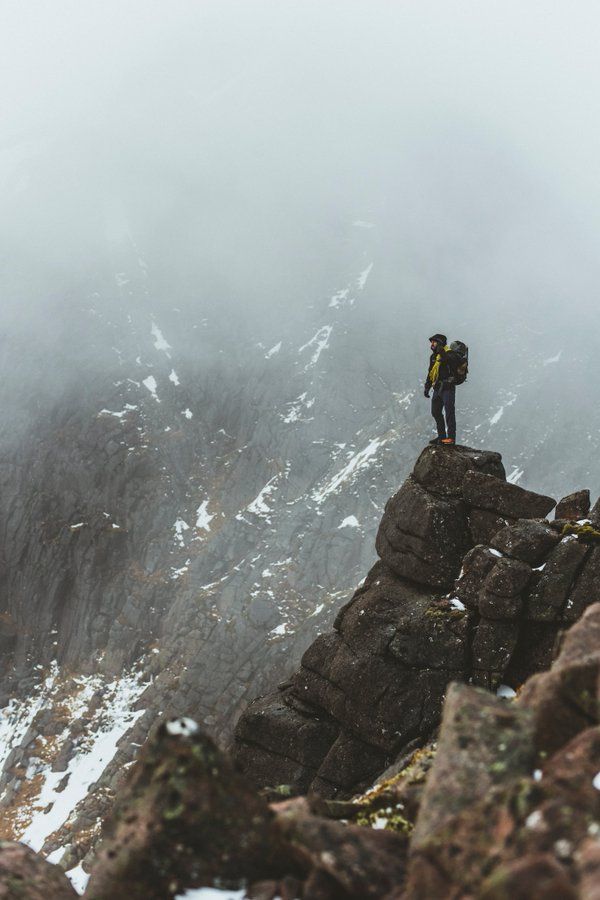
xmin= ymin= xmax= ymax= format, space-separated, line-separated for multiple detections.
xmin=555 ymin=489 xmax=590 ymax=521
xmin=376 ymin=477 xmax=470 ymax=589
xmin=491 ymin=520 xmax=560 ymax=566
xmin=468 ymin=508 xmax=513 ymax=545
xmin=463 ymin=470 xmax=556 ymax=519
xmin=526 ymin=539 xmax=589 ymax=622
xmin=562 ymin=544 xmax=600 ymax=623
xmin=471 ymin=619 xmax=519 ymax=676
xmin=478 ymin=558 xmax=532 ymax=620
xmin=412 ymin=444 xmax=505 ymax=498
xmin=453 ymin=545 xmax=498 ymax=610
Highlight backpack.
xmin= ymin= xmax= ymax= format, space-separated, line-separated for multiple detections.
xmin=449 ymin=340 xmax=469 ymax=384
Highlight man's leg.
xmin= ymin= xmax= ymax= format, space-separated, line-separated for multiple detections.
xmin=431 ymin=392 xmax=446 ymax=439
xmin=442 ymin=386 xmax=456 ymax=441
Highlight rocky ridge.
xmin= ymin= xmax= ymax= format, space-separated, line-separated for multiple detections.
xmin=234 ymin=443 xmax=600 ymax=799
xmin=0 ymin=443 xmax=599 ymax=896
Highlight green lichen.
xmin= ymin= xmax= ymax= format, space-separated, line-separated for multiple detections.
xmin=561 ymin=523 xmax=600 ymax=543
xmin=354 ymin=805 xmax=414 ymax=834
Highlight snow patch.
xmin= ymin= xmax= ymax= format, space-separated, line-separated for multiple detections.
xmin=98 ymin=404 xmax=138 ymax=419
xmin=313 ymin=438 xmax=384 ymax=504
xmin=338 ymin=516 xmax=360 ymax=529
xmin=166 ymin=718 xmax=198 ymax=737
xmin=449 ymin=598 xmax=466 ymax=612
xmin=175 ymin=889 xmax=246 ymax=899
xmin=283 ymin=392 xmax=314 ymax=424
xmin=265 ymin=341 xmax=282 ymax=358
xmin=247 ymin=477 xmax=278 ymax=517
xmin=329 ymin=288 xmax=352 ymax=309
xmin=195 ymin=501 xmax=214 ymax=531
xmin=543 ymin=350 xmax=562 ymax=365
xmin=357 ymin=262 xmax=373 ymax=290
xmin=169 ymin=369 xmax=180 ymax=386
xmin=182 ymin=408 xmax=193 ymax=419
xmin=497 ymin=684 xmax=516 ymax=699
xmin=20 ymin=670 xmax=147 ymax=853
xmin=142 ymin=376 xmax=160 ymax=402
xmin=299 ymin=326 xmax=332 ymax=368
xmin=174 ymin=518 xmax=190 ymax=547
xmin=151 ymin=321 xmax=171 ymax=354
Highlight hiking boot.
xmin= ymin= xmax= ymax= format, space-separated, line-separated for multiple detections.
xmin=441 ymin=438 xmax=455 ymax=446
xmin=429 ymin=437 xmax=444 ymax=445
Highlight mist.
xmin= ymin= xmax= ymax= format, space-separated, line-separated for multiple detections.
xmin=0 ymin=0 xmax=599 ymax=396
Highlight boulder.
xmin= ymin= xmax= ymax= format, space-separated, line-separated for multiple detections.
xmin=576 ymin=839 xmax=600 ymax=900
xmin=0 ymin=842 xmax=78 ymax=898
xmin=479 ymin=855 xmax=576 ymax=900
xmin=471 ymin=619 xmax=520 ymax=677
xmin=526 ymin=540 xmax=588 ymax=622
xmin=462 ymin=470 xmax=556 ymax=519
xmin=412 ymin=444 xmax=505 ymax=498
xmin=517 ymin=603 xmax=600 ymax=755
xmin=86 ymin=719 xmax=306 ymax=899
xmin=555 ymin=489 xmax=590 ymax=521
xmin=388 ymin=601 xmax=469 ymax=670
xmin=478 ymin=558 xmax=532 ymax=620
xmin=468 ymin=508 xmax=513 ymax=545
xmin=562 ymin=544 xmax=600 ymax=623
xmin=410 ymin=683 xmax=535 ymax=849
xmin=279 ymin=812 xmax=409 ymax=900
xmin=376 ymin=477 xmax=470 ymax=589
xmin=234 ymin=692 xmax=339 ymax=794
xmin=453 ymin=545 xmax=498 ymax=610
xmin=491 ymin=521 xmax=560 ymax=566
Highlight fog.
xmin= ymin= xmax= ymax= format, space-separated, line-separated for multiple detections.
xmin=1 ymin=1 xmax=600 ymax=388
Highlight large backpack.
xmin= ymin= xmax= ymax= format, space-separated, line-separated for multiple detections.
xmin=449 ymin=340 xmax=469 ymax=384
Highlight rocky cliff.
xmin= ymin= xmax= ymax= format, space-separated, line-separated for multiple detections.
xmin=233 ymin=443 xmax=600 ymax=800
xmin=0 ymin=442 xmax=599 ymax=896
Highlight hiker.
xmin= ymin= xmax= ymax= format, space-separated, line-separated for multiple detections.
xmin=424 ymin=333 xmax=460 ymax=446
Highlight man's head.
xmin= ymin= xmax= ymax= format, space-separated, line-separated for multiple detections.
xmin=429 ymin=333 xmax=447 ymax=351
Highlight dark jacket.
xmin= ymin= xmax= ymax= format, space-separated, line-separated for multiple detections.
xmin=425 ymin=346 xmax=457 ymax=392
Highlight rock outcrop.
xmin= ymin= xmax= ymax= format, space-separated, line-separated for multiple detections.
xmin=404 ymin=603 xmax=600 ymax=899
xmin=234 ymin=444 xmax=600 ymax=799
xmin=69 ymin=603 xmax=600 ymax=898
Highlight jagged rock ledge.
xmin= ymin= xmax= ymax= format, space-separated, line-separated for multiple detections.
xmin=232 ymin=444 xmax=600 ymax=798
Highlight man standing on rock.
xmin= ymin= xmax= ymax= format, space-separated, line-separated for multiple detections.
xmin=424 ymin=333 xmax=456 ymax=446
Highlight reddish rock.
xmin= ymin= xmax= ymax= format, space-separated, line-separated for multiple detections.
xmin=411 ymin=683 xmax=534 ymax=849
xmin=85 ymin=720 xmax=307 ymax=900
xmin=575 ymin=838 xmax=600 ymax=900
xmin=0 ymin=842 xmax=77 ymax=899
xmin=479 ymin=854 xmax=576 ymax=899
xmin=280 ymin=813 xmax=408 ymax=900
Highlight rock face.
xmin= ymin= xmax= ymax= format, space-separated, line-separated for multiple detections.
xmin=67 ymin=603 xmax=600 ymax=898
xmin=404 ymin=603 xmax=600 ymax=899
xmin=0 ymin=841 xmax=78 ymax=898
xmin=234 ymin=444 xmax=600 ymax=799
xmin=85 ymin=718 xmax=408 ymax=900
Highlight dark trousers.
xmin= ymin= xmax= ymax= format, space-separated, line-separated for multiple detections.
xmin=431 ymin=385 xmax=456 ymax=440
